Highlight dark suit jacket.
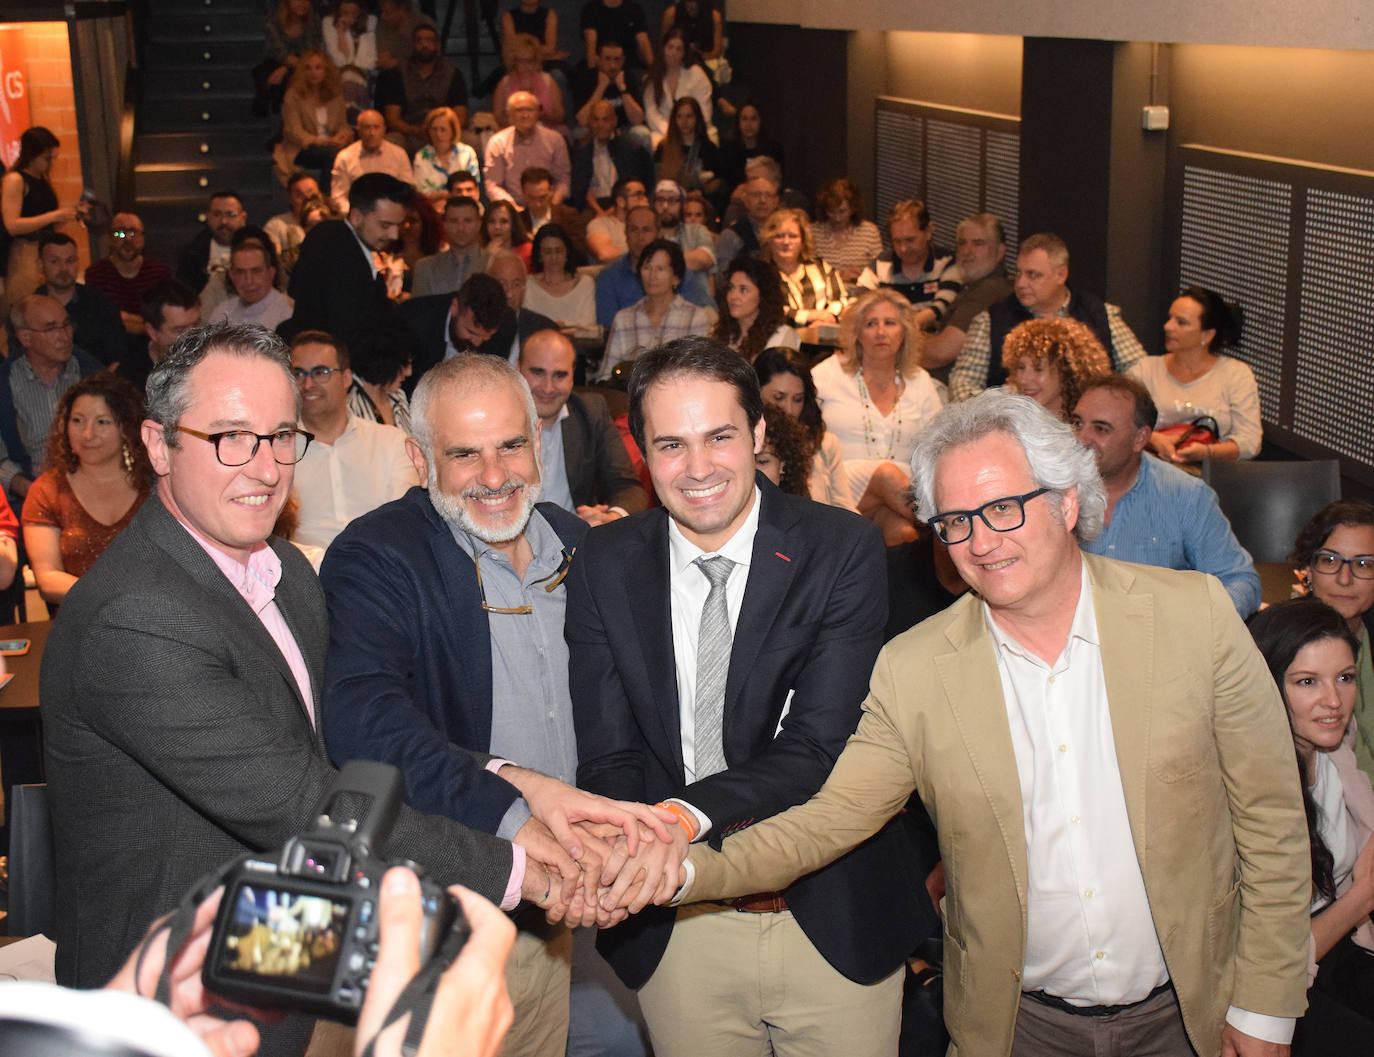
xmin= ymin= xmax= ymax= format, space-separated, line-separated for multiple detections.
xmin=175 ymin=227 xmax=214 ymax=293
xmin=562 ymin=391 xmax=646 ymax=512
xmin=571 ymin=134 xmax=654 ymax=209
xmin=319 ymin=488 xmax=587 ymax=831
xmin=476 ymin=305 xmax=558 ymax=361
xmin=566 ymin=476 xmax=936 ymax=988
xmin=284 ymin=219 xmax=396 ymax=342
xmin=41 ymin=496 xmax=514 ymax=991
xmin=401 ymin=299 xmax=559 ymax=390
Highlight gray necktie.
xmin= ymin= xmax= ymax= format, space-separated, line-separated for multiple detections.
xmin=693 ymin=555 xmax=735 ymax=778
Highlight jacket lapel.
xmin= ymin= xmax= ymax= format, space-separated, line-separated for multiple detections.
xmin=625 ymin=511 xmax=684 ymax=773
xmin=726 ymin=487 xmax=799 ymax=719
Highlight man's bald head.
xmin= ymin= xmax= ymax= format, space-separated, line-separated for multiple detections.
xmin=519 ymin=329 xmax=576 ymax=426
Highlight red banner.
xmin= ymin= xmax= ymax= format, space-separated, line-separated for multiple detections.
xmin=0 ymin=26 xmax=32 ymax=169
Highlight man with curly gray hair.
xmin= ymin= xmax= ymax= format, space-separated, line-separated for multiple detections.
xmin=675 ymin=388 xmax=1311 ymax=1057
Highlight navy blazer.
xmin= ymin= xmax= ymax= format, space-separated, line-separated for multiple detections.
xmin=320 ymin=487 xmax=587 ymax=835
xmin=571 ymin=133 xmax=654 ymax=208
xmin=562 ymin=391 xmax=647 ymax=513
xmin=566 ymin=475 xmax=937 ymax=988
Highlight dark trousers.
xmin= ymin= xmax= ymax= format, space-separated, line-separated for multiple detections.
xmin=1009 ymin=987 xmax=1197 ymax=1057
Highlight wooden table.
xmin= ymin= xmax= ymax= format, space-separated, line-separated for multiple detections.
xmin=0 ymin=621 xmax=51 ymax=846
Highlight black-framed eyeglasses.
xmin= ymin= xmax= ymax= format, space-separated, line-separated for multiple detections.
xmin=928 ymin=487 xmax=1051 ymax=545
xmin=291 ymin=366 xmax=342 ymax=384
xmin=175 ymin=426 xmax=314 ymax=467
xmin=475 ymin=548 xmax=574 ymax=614
xmin=1312 ymin=550 xmax=1374 ymax=580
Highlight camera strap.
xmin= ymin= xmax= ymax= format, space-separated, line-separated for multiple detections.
xmin=359 ymin=908 xmax=470 ymax=1057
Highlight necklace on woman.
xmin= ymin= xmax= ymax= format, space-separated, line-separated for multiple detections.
xmin=857 ymin=367 xmax=902 ymax=460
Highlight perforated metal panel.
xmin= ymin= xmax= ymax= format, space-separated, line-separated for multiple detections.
xmin=985 ymin=129 xmax=1020 ymax=254
xmin=1294 ymin=188 xmax=1374 ymax=464
xmin=925 ymin=120 xmax=983 ymax=250
xmin=875 ymin=109 xmax=922 ymax=234
xmin=1177 ymin=166 xmax=1291 ymax=416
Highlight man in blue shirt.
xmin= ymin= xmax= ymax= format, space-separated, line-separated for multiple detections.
xmin=594 ymin=204 xmax=710 ymax=330
xmin=1073 ymin=374 xmax=1261 ymax=616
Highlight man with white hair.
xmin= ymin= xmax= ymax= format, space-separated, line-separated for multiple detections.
xmin=485 ymin=92 xmax=572 ymax=207
xmin=675 ymin=389 xmax=1312 ymax=1057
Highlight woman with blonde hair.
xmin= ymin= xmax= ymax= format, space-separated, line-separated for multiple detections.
xmin=273 ymin=50 xmax=353 ymax=186
xmin=412 ymin=107 xmax=481 ymax=205
xmin=760 ymin=208 xmax=848 ymax=327
xmin=1001 ymin=317 xmax=1112 ymax=421
xmin=493 ymin=34 xmax=565 ymax=131
xmin=812 ymin=288 xmax=944 ymax=543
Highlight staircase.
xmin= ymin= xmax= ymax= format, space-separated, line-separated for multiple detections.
xmin=132 ymin=0 xmax=278 ymax=266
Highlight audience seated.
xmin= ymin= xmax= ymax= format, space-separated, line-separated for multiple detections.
xmin=812 ymin=289 xmax=944 ymax=544
xmin=598 ymin=237 xmax=715 ymax=381
xmin=760 ymin=208 xmax=847 ymax=327
xmin=1247 ymin=598 xmax=1374 ymax=1056
xmin=519 ymin=166 xmax=588 ymax=253
xmin=517 ymin=328 xmax=648 ymax=522
xmin=446 ymin=169 xmax=483 ymax=203
xmin=642 ymin=28 xmax=715 ymax=149
xmin=84 ymin=211 xmax=172 ymax=338
xmin=660 ymin=0 xmax=723 ymax=63
xmin=1290 ymin=500 xmax=1374 ymax=786
xmin=580 ymin=0 xmax=653 ymax=70
xmin=719 ymin=102 xmax=782 ymax=199
xmin=389 ymin=196 xmax=443 ymax=291
xmin=857 ymin=198 xmax=961 ymax=329
xmin=652 ymin=178 xmax=715 ymax=294
xmin=264 ymin=172 xmax=323 ymax=262
xmin=1 ymin=294 xmax=102 ymax=511
xmin=413 ymin=194 xmax=485 ymax=296
xmin=755 ymin=403 xmax=813 ymax=496
xmin=480 ymin=199 xmax=534 ymax=271
xmin=582 ymin=174 xmax=650 ymax=260
xmin=503 ymin=0 xmax=566 ymax=67
xmin=346 ymin=320 xmax=416 ymax=433
xmin=812 ymin=178 xmax=885 ymax=286
xmin=1074 ymin=374 xmax=1261 ymax=616
xmin=575 ymin=100 xmax=653 ymax=219
xmin=711 ymin=254 xmax=798 ymax=360
xmin=524 ymin=224 xmax=599 ymax=338
xmin=288 ymin=330 xmax=418 ymax=551
xmin=375 ymin=0 xmax=435 ymax=70
xmin=494 ymin=33 xmax=566 ymax=132
xmin=921 ymin=212 xmax=1012 ymax=373
xmin=209 ymin=238 xmax=294 ymax=330
xmin=652 ymin=97 xmax=720 ymax=196
xmin=322 ymin=0 xmax=378 ymax=114
xmin=713 ymin=172 xmax=777 ymax=278
xmin=401 ymin=272 xmax=507 ymax=386
xmin=1130 ymin=285 xmax=1261 ymax=464
xmin=477 ymin=250 xmax=559 ymax=361
xmin=330 ymin=109 xmax=413 ymax=213
xmin=273 ymin=50 xmax=353 ymax=187
xmin=593 ymin=202 xmax=658 ymax=328
xmin=720 ymin=155 xmax=807 ymax=226
xmin=174 ymin=189 xmax=247 ymax=317
xmin=1001 ymin=317 xmax=1111 ymax=422
xmin=754 ymin=346 xmax=855 ymax=511
xmin=21 ymin=373 xmax=151 ymax=609
xmin=949 ymin=231 xmax=1145 ymax=402
xmin=572 ymin=40 xmax=649 ymax=147
xmin=253 ymin=0 xmax=323 ymax=117
xmin=375 ymin=24 xmax=469 ymax=156
xmin=33 ymin=231 xmax=123 ymax=367
xmin=290 ymin=171 xmax=411 ymax=341
xmin=119 ymin=279 xmax=200 ymax=392
xmin=484 ymin=92 xmax=572 ymax=206
xmin=682 ymin=188 xmax=714 ymax=231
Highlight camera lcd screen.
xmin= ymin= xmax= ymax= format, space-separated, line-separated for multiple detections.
xmin=217 ymin=882 xmax=351 ymax=995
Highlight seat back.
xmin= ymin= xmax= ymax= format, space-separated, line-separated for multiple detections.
xmin=1201 ymin=459 xmax=1342 ymax=563
xmin=8 ymin=783 xmax=55 ymax=938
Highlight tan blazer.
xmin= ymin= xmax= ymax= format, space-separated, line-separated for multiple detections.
xmin=688 ymin=553 xmax=1311 ymax=1057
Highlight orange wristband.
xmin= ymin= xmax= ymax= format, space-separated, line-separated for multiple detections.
xmin=654 ymin=800 xmax=699 ymax=842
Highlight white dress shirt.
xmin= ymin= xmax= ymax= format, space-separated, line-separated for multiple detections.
xmin=292 ymin=416 xmax=418 ymax=549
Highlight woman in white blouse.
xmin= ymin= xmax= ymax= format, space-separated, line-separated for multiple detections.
xmin=412 ymin=107 xmax=481 ymax=207
xmin=321 ymin=0 xmax=377 ymax=113
xmin=1129 ymin=286 xmax=1262 ymax=464
xmin=813 ymin=288 xmax=944 ymax=544
xmin=523 ymin=225 xmax=599 ymax=339
xmin=642 ymin=27 xmax=715 ymax=150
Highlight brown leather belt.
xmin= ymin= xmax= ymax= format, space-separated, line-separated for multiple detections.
xmin=729 ymin=891 xmax=789 ymax=913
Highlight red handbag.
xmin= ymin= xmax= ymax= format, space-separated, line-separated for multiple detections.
xmin=1157 ymin=415 xmax=1219 ymax=448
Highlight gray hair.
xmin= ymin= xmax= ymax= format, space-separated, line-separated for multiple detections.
xmin=8 ymin=293 xmax=54 ymax=334
xmin=146 ymin=321 xmax=297 ymax=445
xmin=909 ymin=388 xmax=1106 ymax=543
xmin=410 ymin=353 xmax=538 ymax=457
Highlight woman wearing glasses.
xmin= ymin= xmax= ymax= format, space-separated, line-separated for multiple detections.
xmin=1292 ymin=500 xmax=1374 ymax=786
xmin=22 ymin=375 xmax=151 ymax=610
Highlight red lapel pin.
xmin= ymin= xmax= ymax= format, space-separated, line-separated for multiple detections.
xmin=774 ymin=552 xmax=791 ymax=562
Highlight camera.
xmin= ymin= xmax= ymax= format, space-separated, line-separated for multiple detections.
xmin=204 ymin=760 xmax=467 ymax=1023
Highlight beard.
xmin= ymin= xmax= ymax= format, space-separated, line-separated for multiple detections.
xmin=426 ymin=460 xmax=541 ymax=544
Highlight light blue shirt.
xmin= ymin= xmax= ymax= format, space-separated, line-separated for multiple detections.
xmin=538 ymin=405 xmax=575 ymax=512
xmin=1081 ymin=453 xmax=1261 ymax=616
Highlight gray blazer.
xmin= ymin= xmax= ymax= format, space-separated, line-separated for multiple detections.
xmin=41 ymin=496 xmax=514 ymax=991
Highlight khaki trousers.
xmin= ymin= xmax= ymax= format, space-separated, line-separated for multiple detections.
xmin=500 ymin=912 xmax=573 ymax=1057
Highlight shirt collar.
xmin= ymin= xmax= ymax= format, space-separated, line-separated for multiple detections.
xmin=347 ymin=221 xmax=378 ymax=276
xmin=540 ymin=404 xmax=571 ymax=433
xmin=447 ymin=504 xmax=566 ymax=580
xmin=984 ymin=558 xmax=1099 ymax=662
xmin=667 ymin=485 xmax=762 ymax=576
xmin=178 ymin=515 xmax=283 ymax=614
